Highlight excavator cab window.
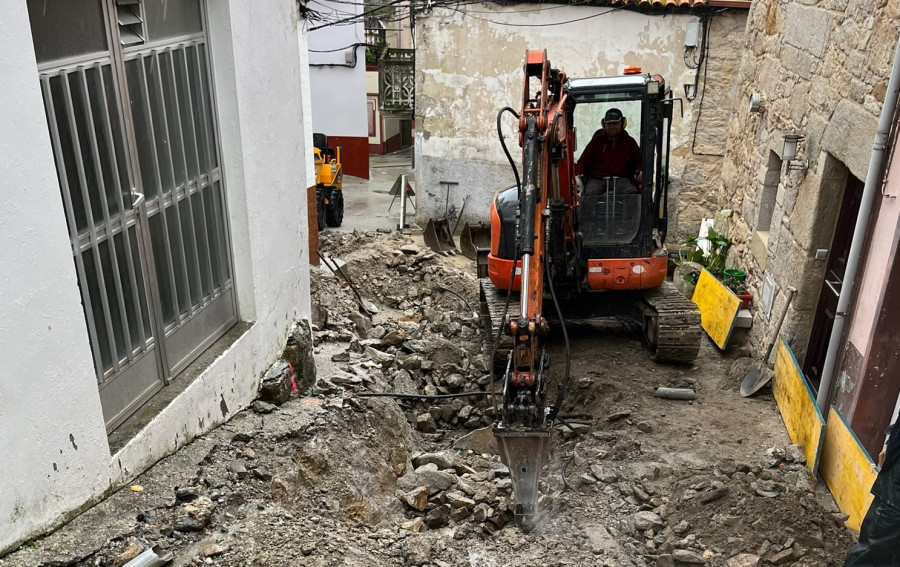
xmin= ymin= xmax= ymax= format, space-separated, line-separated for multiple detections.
xmin=572 ymin=100 xmax=643 ymax=163
xmin=569 ymin=79 xmax=659 ymax=252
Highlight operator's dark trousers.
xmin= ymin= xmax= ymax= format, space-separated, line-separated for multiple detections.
xmin=843 ymin=495 xmax=900 ymax=566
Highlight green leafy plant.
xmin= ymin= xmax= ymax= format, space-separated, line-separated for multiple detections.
xmin=680 ymin=227 xmax=733 ymax=285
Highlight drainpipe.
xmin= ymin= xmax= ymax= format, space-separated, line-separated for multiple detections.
xmin=816 ymin=34 xmax=900 ymax=412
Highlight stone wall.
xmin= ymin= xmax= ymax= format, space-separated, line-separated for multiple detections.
xmin=414 ymin=4 xmax=747 ymax=239
xmin=720 ymin=0 xmax=900 ymax=361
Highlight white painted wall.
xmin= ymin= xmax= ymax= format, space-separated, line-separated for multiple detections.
xmin=299 ymin=34 xmax=317 ymax=186
xmin=0 ymin=2 xmax=111 ymax=550
xmin=1 ymin=0 xmax=312 ymax=553
xmin=308 ymin=0 xmax=368 ymax=137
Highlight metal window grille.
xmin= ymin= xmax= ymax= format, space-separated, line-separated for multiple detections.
xmin=30 ymin=0 xmax=236 ymax=432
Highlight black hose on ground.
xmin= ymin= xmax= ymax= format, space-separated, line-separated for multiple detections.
xmin=355 ymin=391 xmax=491 ymax=401
xmin=434 ymin=286 xmax=473 ymax=311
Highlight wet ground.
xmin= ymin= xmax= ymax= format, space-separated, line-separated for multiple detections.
xmin=330 ymin=148 xmax=415 ymax=233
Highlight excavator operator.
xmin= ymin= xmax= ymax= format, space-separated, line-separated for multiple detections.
xmin=574 ymin=107 xmax=643 ymax=195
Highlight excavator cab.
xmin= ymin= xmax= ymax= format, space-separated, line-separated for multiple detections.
xmin=566 ymin=74 xmax=674 ymax=292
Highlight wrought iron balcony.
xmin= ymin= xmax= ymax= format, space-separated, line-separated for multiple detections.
xmin=380 ymin=48 xmax=414 ymax=115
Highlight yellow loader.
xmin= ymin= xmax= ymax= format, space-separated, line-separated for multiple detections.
xmin=313 ymin=133 xmax=344 ymax=230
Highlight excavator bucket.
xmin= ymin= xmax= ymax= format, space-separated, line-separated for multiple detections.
xmin=422 ymin=217 xmax=457 ymax=254
xmin=493 ymin=426 xmax=551 ymax=531
xmin=460 ymin=222 xmax=491 ymax=278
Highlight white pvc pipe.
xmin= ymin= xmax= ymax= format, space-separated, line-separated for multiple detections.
xmin=816 ymin=35 xmax=900 ymax=411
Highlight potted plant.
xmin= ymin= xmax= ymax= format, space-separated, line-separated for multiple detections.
xmin=723 ymin=269 xmax=753 ymax=309
xmin=680 ymin=227 xmax=733 ymax=285
xmin=679 ymin=230 xmax=752 ymax=308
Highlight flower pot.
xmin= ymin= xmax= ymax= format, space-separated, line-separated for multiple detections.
xmin=737 ymin=293 xmax=753 ymax=310
xmin=723 ymin=269 xmax=746 ymax=284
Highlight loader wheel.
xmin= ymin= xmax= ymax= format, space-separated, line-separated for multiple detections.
xmin=316 ymin=190 xmax=327 ymax=231
xmin=325 ymin=191 xmax=344 ymax=227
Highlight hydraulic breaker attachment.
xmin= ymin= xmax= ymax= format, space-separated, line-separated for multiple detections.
xmin=493 ymin=426 xmax=551 ymax=531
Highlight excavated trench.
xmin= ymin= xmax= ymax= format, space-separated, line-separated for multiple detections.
xmin=4 ymin=231 xmax=855 ymax=567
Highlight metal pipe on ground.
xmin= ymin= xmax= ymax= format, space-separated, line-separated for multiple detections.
xmin=655 ymin=387 xmax=696 ymax=401
xmin=816 ymin=34 xmax=900 ymax=412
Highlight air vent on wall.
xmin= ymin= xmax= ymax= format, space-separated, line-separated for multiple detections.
xmin=116 ymin=0 xmax=145 ymax=46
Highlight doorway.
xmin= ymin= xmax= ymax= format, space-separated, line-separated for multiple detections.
xmin=803 ymin=175 xmax=864 ymax=390
xmin=28 ymin=0 xmax=237 ymax=432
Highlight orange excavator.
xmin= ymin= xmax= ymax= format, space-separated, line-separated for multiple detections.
xmin=485 ymin=50 xmax=700 ymax=529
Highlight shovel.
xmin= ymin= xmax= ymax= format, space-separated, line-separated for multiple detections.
xmin=740 ymin=286 xmax=797 ymax=397
xmin=316 ymin=250 xmax=379 ymax=315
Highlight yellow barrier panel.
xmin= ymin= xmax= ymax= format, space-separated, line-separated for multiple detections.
xmin=691 ymin=268 xmax=740 ymax=349
xmin=773 ymin=338 xmax=825 ymax=472
xmin=820 ymin=407 xmax=878 ymax=531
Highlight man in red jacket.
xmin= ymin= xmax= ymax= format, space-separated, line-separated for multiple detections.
xmin=575 ymin=108 xmax=643 ymax=195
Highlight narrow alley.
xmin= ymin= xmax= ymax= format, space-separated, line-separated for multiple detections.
xmin=6 ymin=1 xmax=900 ymax=566
xmin=1 ymin=156 xmax=854 ymax=566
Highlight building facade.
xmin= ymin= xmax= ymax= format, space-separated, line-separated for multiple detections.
xmin=1 ymin=0 xmax=314 ymax=554
xmin=308 ymin=0 xmax=371 ymax=179
xmin=413 ymin=2 xmax=749 ymax=238
xmin=721 ymin=0 xmax=900 ymax=453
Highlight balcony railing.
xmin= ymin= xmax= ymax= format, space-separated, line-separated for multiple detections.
xmin=380 ymin=48 xmax=414 ymax=114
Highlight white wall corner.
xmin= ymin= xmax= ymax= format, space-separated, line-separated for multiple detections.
xmin=0 ymin=0 xmax=111 ymax=554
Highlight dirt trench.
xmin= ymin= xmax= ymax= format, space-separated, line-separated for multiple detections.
xmin=4 ymin=231 xmax=855 ymax=567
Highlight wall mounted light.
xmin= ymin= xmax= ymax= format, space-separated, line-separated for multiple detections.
xmin=748 ymin=92 xmax=763 ymax=113
xmin=781 ymin=131 xmax=808 ymax=174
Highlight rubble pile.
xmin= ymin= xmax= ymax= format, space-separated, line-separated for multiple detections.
xmin=3 ymin=230 xmax=858 ymax=567
xmin=314 ymin=231 xmax=495 ymax=432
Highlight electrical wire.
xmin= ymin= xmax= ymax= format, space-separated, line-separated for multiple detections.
xmin=309 ymin=42 xmax=369 ymax=53
xmin=309 ymin=0 xmax=413 ymax=31
xmin=443 ymin=4 xmax=628 ymax=27
xmin=690 ymin=11 xmax=726 ymax=158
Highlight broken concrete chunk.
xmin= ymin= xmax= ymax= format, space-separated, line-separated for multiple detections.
xmin=348 ymin=311 xmax=371 ymax=337
xmin=400 ymin=486 xmax=429 ymax=511
xmin=633 ymin=511 xmax=664 ymax=531
xmin=382 ymin=329 xmax=406 ymax=346
xmin=364 ymin=346 xmax=394 ymax=368
xmin=284 ymin=320 xmax=316 ymax=394
xmin=174 ymin=496 xmax=215 ymax=532
xmin=452 ymin=426 xmax=498 ymax=455
xmin=258 ymin=360 xmax=292 ymax=405
xmin=424 ymin=504 xmax=451 ymax=529
xmin=413 ymin=452 xmax=455 ymax=470
xmin=401 ymin=517 xmax=424 ymax=533
xmin=671 ymin=549 xmax=706 ymax=564
xmin=251 ymin=400 xmax=277 ymax=414
xmin=726 ymin=554 xmax=761 ymax=567
xmin=768 ymin=548 xmax=794 ymax=565
xmin=416 ymin=413 xmax=438 ymax=433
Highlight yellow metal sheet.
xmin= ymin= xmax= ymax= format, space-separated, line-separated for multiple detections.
xmin=691 ymin=268 xmax=740 ymax=349
xmin=773 ymin=338 xmax=825 ymax=472
xmin=820 ymin=407 xmax=878 ymax=531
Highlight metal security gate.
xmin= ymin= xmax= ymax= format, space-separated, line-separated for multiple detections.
xmin=29 ymin=0 xmax=236 ymax=432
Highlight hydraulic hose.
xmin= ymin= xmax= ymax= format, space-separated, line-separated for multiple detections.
xmin=497 ymin=107 xmax=522 ymax=197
